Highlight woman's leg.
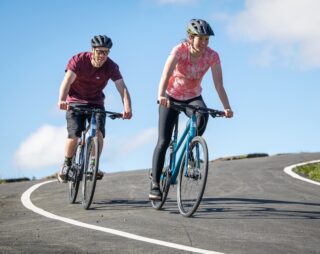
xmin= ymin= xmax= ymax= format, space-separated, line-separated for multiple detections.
xmin=152 ymin=105 xmax=179 ymax=183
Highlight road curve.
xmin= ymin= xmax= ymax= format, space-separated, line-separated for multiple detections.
xmin=1 ymin=152 xmax=319 ymax=254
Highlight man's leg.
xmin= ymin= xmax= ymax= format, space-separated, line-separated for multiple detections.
xmin=65 ymin=137 xmax=78 ymax=157
xmin=94 ymin=130 xmax=104 ymax=180
xmin=57 ymin=137 xmax=78 ymax=183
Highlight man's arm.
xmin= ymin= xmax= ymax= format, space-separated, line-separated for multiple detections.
xmin=57 ymin=70 xmax=77 ymax=110
xmin=114 ymin=79 xmax=132 ymax=119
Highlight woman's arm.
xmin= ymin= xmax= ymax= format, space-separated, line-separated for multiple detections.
xmin=211 ymin=64 xmax=233 ymax=118
xmin=158 ymin=54 xmax=178 ymax=107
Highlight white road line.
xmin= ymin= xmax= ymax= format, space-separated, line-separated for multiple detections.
xmin=21 ymin=180 xmax=226 ymax=254
xmin=284 ymin=160 xmax=320 ymax=186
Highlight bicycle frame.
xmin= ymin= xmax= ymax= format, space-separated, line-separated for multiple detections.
xmin=71 ymin=112 xmax=96 ymax=181
xmin=84 ymin=111 xmax=97 ymax=163
xmin=167 ymin=112 xmax=198 ymax=185
xmin=69 ymin=106 xmax=122 ymax=181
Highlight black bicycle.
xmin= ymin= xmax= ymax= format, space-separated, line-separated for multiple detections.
xmin=67 ymin=105 xmax=122 ymax=209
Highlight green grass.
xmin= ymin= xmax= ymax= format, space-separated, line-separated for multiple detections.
xmin=295 ymin=163 xmax=320 ymax=182
xmin=0 ymin=177 xmax=31 ymax=184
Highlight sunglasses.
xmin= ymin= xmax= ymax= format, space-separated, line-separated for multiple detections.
xmin=95 ymin=49 xmax=109 ymax=56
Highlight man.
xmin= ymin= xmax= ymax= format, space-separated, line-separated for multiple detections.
xmin=57 ymin=35 xmax=132 ymax=183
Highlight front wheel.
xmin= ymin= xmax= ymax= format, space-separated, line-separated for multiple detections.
xmin=82 ymin=137 xmax=99 ymax=210
xmin=177 ymin=136 xmax=208 ymax=217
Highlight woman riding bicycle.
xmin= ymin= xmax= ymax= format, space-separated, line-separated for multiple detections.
xmin=149 ymin=19 xmax=233 ymax=200
xmin=57 ymin=35 xmax=132 ymax=183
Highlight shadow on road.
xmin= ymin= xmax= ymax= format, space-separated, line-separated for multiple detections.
xmin=195 ymin=197 xmax=320 ymax=219
xmin=77 ymin=196 xmax=320 ymax=220
xmin=91 ymin=199 xmax=150 ymax=210
xmin=89 ymin=198 xmax=182 ymax=215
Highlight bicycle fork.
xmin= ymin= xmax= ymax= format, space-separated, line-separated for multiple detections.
xmin=182 ymin=114 xmax=197 ymax=177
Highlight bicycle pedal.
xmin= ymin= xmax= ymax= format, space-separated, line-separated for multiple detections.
xmin=66 ymin=169 xmax=75 ymax=181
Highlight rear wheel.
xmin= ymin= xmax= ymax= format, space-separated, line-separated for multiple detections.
xmin=177 ymin=136 xmax=208 ymax=217
xmin=82 ymin=137 xmax=99 ymax=210
xmin=68 ymin=168 xmax=80 ymax=204
xmin=151 ymin=145 xmax=172 ymax=210
xmin=68 ymin=142 xmax=82 ymax=204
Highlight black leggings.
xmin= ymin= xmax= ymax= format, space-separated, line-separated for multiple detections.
xmin=151 ymin=95 xmax=208 ymax=183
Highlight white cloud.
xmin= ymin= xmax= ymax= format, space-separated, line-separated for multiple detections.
xmin=13 ymin=125 xmax=66 ymax=170
xmin=122 ymin=128 xmax=157 ymax=154
xmin=102 ymin=128 xmax=157 ymax=161
xmin=13 ymin=124 xmax=157 ymax=174
xmin=227 ymin=0 xmax=320 ymax=68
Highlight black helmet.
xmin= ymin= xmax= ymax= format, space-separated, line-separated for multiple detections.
xmin=187 ymin=19 xmax=214 ymax=36
xmin=91 ymin=35 xmax=113 ymax=49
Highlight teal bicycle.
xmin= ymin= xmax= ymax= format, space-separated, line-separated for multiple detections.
xmin=150 ymin=101 xmax=225 ymax=217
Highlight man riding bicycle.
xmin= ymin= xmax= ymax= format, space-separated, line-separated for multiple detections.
xmin=57 ymin=35 xmax=132 ymax=183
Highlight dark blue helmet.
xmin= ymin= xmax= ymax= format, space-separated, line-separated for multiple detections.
xmin=91 ymin=35 xmax=113 ymax=48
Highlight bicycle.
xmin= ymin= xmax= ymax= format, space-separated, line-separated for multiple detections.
xmin=66 ymin=105 xmax=122 ymax=210
xmin=150 ymin=101 xmax=225 ymax=217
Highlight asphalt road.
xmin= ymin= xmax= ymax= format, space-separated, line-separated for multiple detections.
xmin=1 ymin=153 xmax=319 ymax=254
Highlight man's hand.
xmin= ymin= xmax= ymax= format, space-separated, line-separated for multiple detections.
xmin=58 ymin=101 xmax=69 ymax=110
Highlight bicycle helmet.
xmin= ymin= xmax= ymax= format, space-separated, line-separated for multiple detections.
xmin=91 ymin=35 xmax=113 ymax=49
xmin=187 ymin=19 xmax=214 ymax=36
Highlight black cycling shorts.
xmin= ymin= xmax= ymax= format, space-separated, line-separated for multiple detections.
xmin=66 ymin=104 xmax=106 ymax=138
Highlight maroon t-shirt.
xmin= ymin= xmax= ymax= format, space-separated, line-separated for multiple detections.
xmin=66 ymin=52 xmax=123 ymax=106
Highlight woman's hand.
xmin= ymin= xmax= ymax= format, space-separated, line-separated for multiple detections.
xmin=122 ymin=109 xmax=132 ymax=119
xmin=158 ymin=96 xmax=170 ymax=107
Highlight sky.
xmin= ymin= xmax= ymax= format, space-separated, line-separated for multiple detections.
xmin=0 ymin=0 xmax=319 ymax=180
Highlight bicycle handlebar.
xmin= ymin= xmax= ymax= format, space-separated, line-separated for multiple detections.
xmin=157 ymin=100 xmax=225 ymax=118
xmin=68 ymin=105 xmax=123 ymax=119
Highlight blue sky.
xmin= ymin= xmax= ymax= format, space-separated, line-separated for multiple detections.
xmin=1 ymin=0 xmax=319 ymax=179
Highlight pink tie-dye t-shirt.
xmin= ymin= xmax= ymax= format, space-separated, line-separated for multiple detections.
xmin=166 ymin=42 xmax=220 ymax=100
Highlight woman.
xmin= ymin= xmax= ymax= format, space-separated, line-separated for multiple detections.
xmin=149 ymin=19 xmax=233 ymax=200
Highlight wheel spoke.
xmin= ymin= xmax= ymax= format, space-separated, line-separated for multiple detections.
xmin=177 ymin=136 xmax=208 ymax=217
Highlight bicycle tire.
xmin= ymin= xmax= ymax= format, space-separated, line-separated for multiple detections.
xmin=68 ymin=142 xmax=82 ymax=204
xmin=150 ymin=168 xmax=171 ymax=210
xmin=177 ymin=136 xmax=208 ymax=217
xmin=151 ymin=146 xmax=172 ymax=210
xmin=81 ymin=137 xmax=99 ymax=209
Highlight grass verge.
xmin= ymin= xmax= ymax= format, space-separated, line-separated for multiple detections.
xmin=294 ymin=163 xmax=320 ymax=182
xmin=0 ymin=177 xmax=31 ymax=184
